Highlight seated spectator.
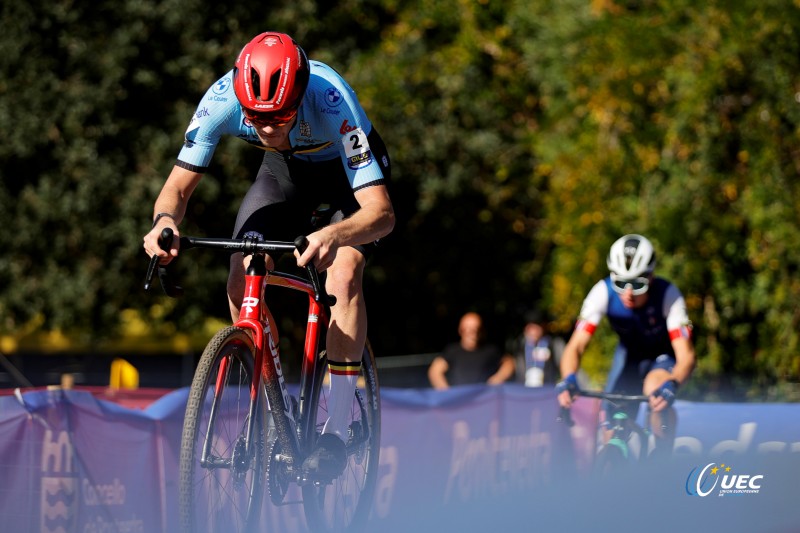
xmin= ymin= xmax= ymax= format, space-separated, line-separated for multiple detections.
xmin=428 ymin=312 xmax=516 ymax=389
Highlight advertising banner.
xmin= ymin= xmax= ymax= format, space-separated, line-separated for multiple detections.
xmin=0 ymin=385 xmax=797 ymax=532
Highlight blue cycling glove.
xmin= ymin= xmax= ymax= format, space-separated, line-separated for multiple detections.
xmin=653 ymin=379 xmax=679 ymax=406
xmin=555 ymin=373 xmax=579 ymax=397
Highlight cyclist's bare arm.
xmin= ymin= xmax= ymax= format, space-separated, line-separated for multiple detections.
xmin=558 ymin=328 xmax=593 ymax=407
xmin=648 ymin=335 xmax=696 ymax=411
xmin=668 ymin=336 xmax=695 ymax=386
xmin=297 ymin=184 xmax=394 ymax=271
xmin=143 ymin=165 xmax=203 ymax=263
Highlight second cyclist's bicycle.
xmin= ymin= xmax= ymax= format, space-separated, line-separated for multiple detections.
xmin=558 ymin=388 xmax=665 ymax=474
xmin=145 ymin=228 xmax=380 ymax=533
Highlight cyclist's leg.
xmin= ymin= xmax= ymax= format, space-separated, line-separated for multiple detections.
xmin=321 ymin=245 xmax=367 ymax=438
xmin=302 ymin=341 xmax=381 ymax=531
xmin=301 ymin=186 xmax=381 ymax=478
xmin=227 ymin=153 xmax=315 ymax=320
xmin=314 ymin=127 xmax=388 ymax=370
xmin=300 ymin=245 xmax=366 ymax=478
xmin=642 ymin=355 xmax=677 ymax=457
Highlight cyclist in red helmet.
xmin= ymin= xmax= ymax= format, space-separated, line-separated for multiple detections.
xmin=233 ymin=32 xmax=310 ymax=138
xmin=143 ymin=31 xmax=394 ymax=480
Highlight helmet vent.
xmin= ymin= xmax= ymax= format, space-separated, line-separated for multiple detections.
xmin=267 ymin=71 xmax=281 ymax=101
xmin=623 ymin=239 xmax=639 ymax=269
xmin=250 ymin=70 xmax=262 ymax=100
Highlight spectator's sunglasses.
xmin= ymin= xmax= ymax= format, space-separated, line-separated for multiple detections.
xmin=610 ymin=274 xmax=650 ymax=295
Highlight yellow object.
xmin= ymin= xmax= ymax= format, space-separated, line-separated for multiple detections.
xmin=109 ymin=358 xmax=139 ymax=390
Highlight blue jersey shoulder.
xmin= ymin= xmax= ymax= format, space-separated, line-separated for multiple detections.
xmin=175 ymin=62 xmax=385 ymax=189
xmin=177 ymin=70 xmax=260 ymax=171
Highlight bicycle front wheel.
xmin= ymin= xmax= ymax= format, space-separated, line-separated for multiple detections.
xmin=179 ymin=326 xmax=268 ymax=533
xmin=593 ymin=439 xmax=630 ymax=478
xmin=302 ymin=340 xmax=381 ymax=532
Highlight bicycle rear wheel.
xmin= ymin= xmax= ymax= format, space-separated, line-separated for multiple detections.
xmin=179 ymin=326 xmax=269 ymax=533
xmin=302 ymin=340 xmax=381 ymax=532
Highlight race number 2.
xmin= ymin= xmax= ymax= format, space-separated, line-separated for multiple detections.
xmin=342 ymin=127 xmax=373 ymax=170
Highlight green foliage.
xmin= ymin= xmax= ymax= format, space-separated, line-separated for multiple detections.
xmin=519 ymin=0 xmax=800 ymax=397
xmin=1 ymin=0 xmax=798 ymax=398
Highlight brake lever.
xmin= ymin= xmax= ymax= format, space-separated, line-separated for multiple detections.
xmin=144 ymin=228 xmax=184 ymax=297
xmin=157 ymin=263 xmax=184 ymax=298
xmin=144 ymin=228 xmax=174 ymax=291
xmin=144 ymin=255 xmax=159 ymax=291
xmin=293 ymin=236 xmax=336 ymax=307
xmin=557 ymin=406 xmax=575 ymax=427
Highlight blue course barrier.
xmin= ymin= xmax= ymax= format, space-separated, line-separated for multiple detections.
xmin=1 ymin=385 xmax=798 ymax=533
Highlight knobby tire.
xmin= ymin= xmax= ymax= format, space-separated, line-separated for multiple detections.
xmin=178 ymin=326 xmax=268 ymax=533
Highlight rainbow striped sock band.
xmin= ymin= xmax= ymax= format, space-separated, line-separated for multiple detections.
xmin=328 ymin=361 xmax=362 ymax=376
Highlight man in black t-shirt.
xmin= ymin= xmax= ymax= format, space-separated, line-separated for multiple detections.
xmin=428 ymin=312 xmax=516 ymax=389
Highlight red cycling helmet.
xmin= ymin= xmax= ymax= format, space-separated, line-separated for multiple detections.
xmin=233 ymin=32 xmax=309 ymax=124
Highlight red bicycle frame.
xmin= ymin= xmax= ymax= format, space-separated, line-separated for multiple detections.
xmin=229 ymin=254 xmax=331 ymax=463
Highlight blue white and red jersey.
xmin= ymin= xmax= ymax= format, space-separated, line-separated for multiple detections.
xmin=176 ymin=60 xmax=386 ymax=192
xmin=574 ymin=277 xmax=692 ymax=361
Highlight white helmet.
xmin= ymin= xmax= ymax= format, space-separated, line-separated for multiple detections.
xmin=607 ymin=234 xmax=656 ymax=278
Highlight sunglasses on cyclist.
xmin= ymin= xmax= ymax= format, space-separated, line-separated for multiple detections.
xmin=243 ymin=107 xmax=298 ymax=128
xmin=610 ymin=274 xmax=650 ymax=295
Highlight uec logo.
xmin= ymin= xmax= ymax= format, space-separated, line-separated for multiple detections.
xmin=686 ymin=463 xmax=764 ymax=497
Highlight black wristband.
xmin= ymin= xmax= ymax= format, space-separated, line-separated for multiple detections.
xmin=152 ymin=212 xmax=175 ymax=228
xmin=669 ymin=379 xmax=680 ymax=389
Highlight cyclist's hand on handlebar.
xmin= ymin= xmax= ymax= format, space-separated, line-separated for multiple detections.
xmin=555 ymin=373 xmax=579 ymax=408
xmin=143 ymin=220 xmax=180 ymax=264
xmin=295 ymin=229 xmax=337 ymax=271
xmin=649 ymin=379 xmax=678 ymax=412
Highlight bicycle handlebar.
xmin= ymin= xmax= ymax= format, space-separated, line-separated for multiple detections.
xmin=556 ymin=388 xmax=651 ymax=428
xmin=573 ymin=390 xmax=650 ymax=403
xmin=144 ymin=228 xmax=335 ymax=306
